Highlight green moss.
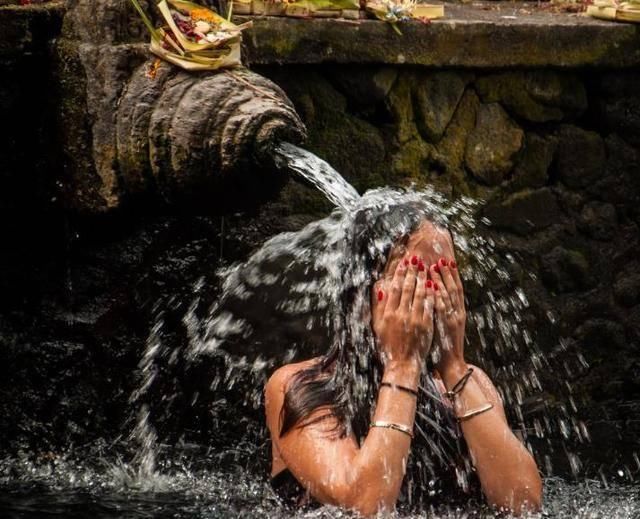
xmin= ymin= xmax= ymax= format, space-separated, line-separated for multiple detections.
xmin=385 ymin=72 xmax=418 ymax=145
xmin=390 ymin=137 xmax=432 ymax=182
xmin=475 ymin=71 xmax=586 ymax=123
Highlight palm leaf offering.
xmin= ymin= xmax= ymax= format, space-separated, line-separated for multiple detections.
xmin=130 ymin=0 xmax=252 ymax=71
xmin=586 ymin=0 xmax=640 ymax=22
xmin=366 ymin=0 xmax=444 ymax=32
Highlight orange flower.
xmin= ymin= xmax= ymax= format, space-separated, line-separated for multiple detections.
xmin=190 ymin=7 xmax=218 ymax=24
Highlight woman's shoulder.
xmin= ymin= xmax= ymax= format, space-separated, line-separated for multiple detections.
xmin=265 ymin=358 xmax=321 ymax=395
xmin=264 ymin=358 xmax=322 ymax=437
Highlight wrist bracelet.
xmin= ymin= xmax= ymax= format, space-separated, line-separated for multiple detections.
xmin=380 ymin=382 xmax=419 ymax=398
xmin=370 ymin=420 xmax=414 ymax=439
xmin=456 ymin=402 xmax=494 ymax=422
xmin=444 ymin=367 xmax=474 ymax=401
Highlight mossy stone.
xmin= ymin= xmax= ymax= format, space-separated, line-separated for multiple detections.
xmin=414 ymin=71 xmax=472 ymax=143
xmin=390 ymin=137 xmax=433 ymax=182
xmin=555 ymin=125 xmax=606 ymax=190
xmin=541 ymin=246 xmax=593 ymax=293
xmin=465 ymin=103 xmax=524 ymax=186
xmin=509 ymin=133 xmax=556 ymax=191
xmin=385 ymin=71 xmax=419 ymax=145
xmin=475 ymin=71 xmax=587 ymax=123
xmin=430 ymin=88 xmax=479 ymax=177
xmin=483 ymin=188 xmax=562 ymax=236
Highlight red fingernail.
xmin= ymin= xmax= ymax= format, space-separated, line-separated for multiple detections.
xmin=434 ymin=282 xmax=439 ymax=291
xmin=426 ymin=280 xmax=433 ymax=288
xmin=377 ymin=290 xmax=384 ymax=301
xmin=403 ymin=258 xmax=409 ymax=266
xmin=432 ymin=263 xmax=439 ymax=273
xmin=439 ymin=258 xmax=447 ymax=267
xmin=411 ymin=255 xmax=418 ymax=265
xmin=451 ymin=260 xmax=457 ymax=270
xmin=418 ymin=261 xmax=425 ymax=272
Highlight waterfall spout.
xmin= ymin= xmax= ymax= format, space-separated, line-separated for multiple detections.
xmin=272 ymin=142 xmax=361 ymax=210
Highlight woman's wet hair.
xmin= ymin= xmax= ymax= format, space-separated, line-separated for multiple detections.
xmin=280 ymin=201 xmax=441 ymax=438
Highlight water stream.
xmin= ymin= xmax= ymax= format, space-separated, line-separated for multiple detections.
xmin=1 ymin=144 xmax=638 ymax=517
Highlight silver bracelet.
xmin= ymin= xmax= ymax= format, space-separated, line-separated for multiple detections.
xmin=456 ymin=402 xmax=494 ymax=422
xmin=370 ymin=420 xmax=414 ymax=439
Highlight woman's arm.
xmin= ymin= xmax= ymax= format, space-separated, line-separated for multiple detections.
xmin=430 ymin=258 xmax=543 ymax=515
xmin=265 ymin=258 xmax=435 ymax=516
xmin=440 ymin=362 xmax=542 ymax=514
xmin=266 ymin=360 xmax=419 ymax=516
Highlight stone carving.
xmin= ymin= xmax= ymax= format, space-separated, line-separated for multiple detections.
xmin=57 ymin=0 xmax=305 ymax=212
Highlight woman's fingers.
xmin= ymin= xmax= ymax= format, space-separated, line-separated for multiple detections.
xmin=412 ymin=269 xmax=426 ymax=320
xmin=386 ymin=258 xmax=407 ymax=312
xmin=433 ymin=286 xmax=452 ymax=350
xmin=439 ymin=258 xmax=459 ymax=309
xmin=372 ymin=278 xmax=387 ymax=322
xmin=399 ymin=257 xmax=418 ymax=311
xmin=450 ymin=258 xmax=464 ymax=295
xmin=423 ymin=280 xmax=435 ymax=324
xmin=430 ymin=262 xmax=452 ymax=313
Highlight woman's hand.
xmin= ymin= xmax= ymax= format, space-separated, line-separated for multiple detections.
xmin=428 ymin=258 xmax=466 ymax=375
xmin=371 ymin=257 xmax=435 ymax=370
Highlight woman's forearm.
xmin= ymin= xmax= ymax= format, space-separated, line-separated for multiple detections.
xmin=345 ymin=361 xmax=420 ymax=515
xmin=441 ymin=362 xmax=543 ymax=515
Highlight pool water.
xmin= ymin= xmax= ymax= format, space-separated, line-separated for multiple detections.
xmin=1 ymin=443 xmax=638 ymax=519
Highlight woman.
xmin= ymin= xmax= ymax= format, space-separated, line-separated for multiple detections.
xmin=264 ymin=217 xmax=543 ymax=516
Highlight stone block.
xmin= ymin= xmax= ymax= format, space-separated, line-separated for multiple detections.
xmin=597 ymin=134 xmax=640 ymax=208
xmin=541 ymin=246 xmax=593 ymax=293
xmin=555 ymin=125 xmax=606 ymax=190
xmin=614 ymin=270 xmax=640 ymax=308
xmin=578 ymin=201 xmax=617 ymax=241
xmin=483 ymin=188 xmax=562 ymax=236
xmin=385 ymin=72 xmax=418 ymax=145
xmin=430 ymin=88 xmax=479 ymax=177
xmin=475 ymin=71 xmax=587 ymax=123
xmin=509 ymin=132 xmax=556 ymax=190
xmin=465 ymin=103 xmax=524 ymax=186
xmin=595 ymin=72 xmax=640 ymax=147
xmin=391 ymin=137 xmax=432 ymax=181
xmin=328 ymin=65 xmax=398 ymax=109
xmin=576 ymin=318 xmax=626 ymax=352
xmin=414 ymin=71 xmax=471 ymax=143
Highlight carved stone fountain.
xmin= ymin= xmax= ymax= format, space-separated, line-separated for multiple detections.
xmin=57 ymin=0 xmax=306 ymax=212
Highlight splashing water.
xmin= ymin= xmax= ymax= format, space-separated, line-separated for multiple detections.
xmin=2 ymin=145 xmax=635 ymax=517
xmin=180 ymin=182 xmax=591 ymax=498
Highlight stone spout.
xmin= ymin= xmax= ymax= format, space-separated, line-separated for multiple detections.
xmin=116 ymin=63 xmax=306 ymax=203
xmin=57 ymin=0 xmax=306 ymax=213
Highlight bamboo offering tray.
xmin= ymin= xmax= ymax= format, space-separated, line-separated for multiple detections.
xmin=586 ymin=1 xmax=640 ymax=23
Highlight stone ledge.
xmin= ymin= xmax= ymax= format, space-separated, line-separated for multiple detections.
xmin=237 ymin=2 xmax=640 ymax=68
xmin=2 ymin=1 xmax=640 ymax=68
xmin=0 ymin=0 xmax=65 ymax=60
